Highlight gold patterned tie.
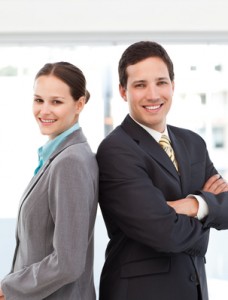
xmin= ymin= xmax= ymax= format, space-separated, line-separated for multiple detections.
xmin=159 ymin=134 xmax=178 ymax=171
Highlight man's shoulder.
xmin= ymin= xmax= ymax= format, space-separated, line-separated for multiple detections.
xmin=98 ymin=124 xmax=129 ymax=150
xmin=168 ymin=125 xmax=207 ymax=151
xmin=168 ymin=124 xmax=203 ymax=140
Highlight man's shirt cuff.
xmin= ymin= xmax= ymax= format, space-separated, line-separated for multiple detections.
xmin=187 ymin=194 xmax=209 ymax=220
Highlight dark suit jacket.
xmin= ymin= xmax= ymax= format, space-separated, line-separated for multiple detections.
xmin=96 ymin=115 xmax=228 ymax=300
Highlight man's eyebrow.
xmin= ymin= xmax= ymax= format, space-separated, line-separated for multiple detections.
xmin=156 ymin=77 xmax=169 ymax=81
xmin=132 ymin=79 xmax=147 ymax=84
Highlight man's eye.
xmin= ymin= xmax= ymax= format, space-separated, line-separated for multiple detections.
xmin=135 ymin=84 xmax=145 ymax=88
xmin=158 ymin=81 xmax=167 ymax=85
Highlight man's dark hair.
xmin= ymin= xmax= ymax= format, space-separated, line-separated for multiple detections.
xmin=118 ymin=41 xmax=174 ymax=88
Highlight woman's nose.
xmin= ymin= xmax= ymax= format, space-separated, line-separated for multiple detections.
xmin=40 ymin=103 xmax=51 ymax=114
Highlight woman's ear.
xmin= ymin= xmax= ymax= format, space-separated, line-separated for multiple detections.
xmin=75 ymin=96 xmax=86 ymax=114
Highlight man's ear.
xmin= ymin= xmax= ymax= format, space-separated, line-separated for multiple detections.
xmin=119 ymin=84 xmax=127 ymax=102
xmin=171 ymin=81 xmax=175 ymax=94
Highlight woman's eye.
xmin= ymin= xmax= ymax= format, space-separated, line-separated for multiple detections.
xmin=53 ymin=100 xmax=62 ymax=104
xmin=34 ymin=98 xmax=43 ymax=103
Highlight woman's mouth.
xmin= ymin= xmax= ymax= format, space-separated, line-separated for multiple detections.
xmin=39 ymin=118 xmax=56 ymax=124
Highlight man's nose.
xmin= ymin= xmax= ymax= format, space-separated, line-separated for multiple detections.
xmin=146 ymin=84 xmax=159 ymax=99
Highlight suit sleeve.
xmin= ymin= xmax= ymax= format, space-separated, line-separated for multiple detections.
xmin=1 ymin=149 xmax=96 ymax=299
xmin=97 ymin=138 xmax=209 ymax=254
xmin=199 ymin=190 xmax=228 ymax=230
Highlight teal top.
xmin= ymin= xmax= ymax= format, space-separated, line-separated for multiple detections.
xmin=34 ymin=123 xmax=80 ymax=175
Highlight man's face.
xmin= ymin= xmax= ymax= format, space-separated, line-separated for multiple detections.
xmin=119 ymin=56 xmax=174 ymax=132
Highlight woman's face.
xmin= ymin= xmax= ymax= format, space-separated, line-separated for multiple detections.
xmin=33 ymin=75 xmax=85 ymax=139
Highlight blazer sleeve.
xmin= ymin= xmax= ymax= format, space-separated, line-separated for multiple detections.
xmin=97 ymin=137 xmax=209 ymax=254
xmin=1 ymin=148 xmax=97 ymax=299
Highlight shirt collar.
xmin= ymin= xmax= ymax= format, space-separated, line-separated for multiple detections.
xmin=35 ymin=123 xmax=80 ymax=175
xmin=41 ymin=123 xmax=80 ymax=161
xmin=129 ymin=115 xmax=169 ymax=142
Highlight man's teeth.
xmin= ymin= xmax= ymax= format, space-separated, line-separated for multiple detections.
xmin=145 ymin=105 xmax=160 ymax=110
xmin=41 ymin=119 xmax=55 ymax=123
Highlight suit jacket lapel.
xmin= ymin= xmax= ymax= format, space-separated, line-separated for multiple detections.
xmin=18 ymin=128 xmax=86 ymax=211
xmin=18 ymin=160 xmax=51 ymax=209
xmin=121 ymin=115 xmax=180 ymax=182
xmin=168 ymin=127 xmax=191 ymax=195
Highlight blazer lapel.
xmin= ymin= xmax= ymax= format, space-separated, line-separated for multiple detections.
xmin=121 ymin=115 xmax=180 ymax=182
xmin=168 ymin=127 xmax=191 ymax=195
xmin=18 ymin=160 xmax=51 ymax=209
xmin=18 ymin=128 xmax=87 ymax=211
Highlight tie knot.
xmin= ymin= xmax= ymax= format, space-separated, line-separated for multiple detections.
xmin=159 ymin=135 xmax=171 ymax=147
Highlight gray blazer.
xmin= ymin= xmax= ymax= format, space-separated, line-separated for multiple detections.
xmin=1 ymin=129 xmax=98 ymax=300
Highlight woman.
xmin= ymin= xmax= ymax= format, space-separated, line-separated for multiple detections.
xmin=0 ymin=62 xmax=98 ymax=299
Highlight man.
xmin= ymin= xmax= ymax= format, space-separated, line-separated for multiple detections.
xmin=96 ymin=41 xmax=228 ymax=300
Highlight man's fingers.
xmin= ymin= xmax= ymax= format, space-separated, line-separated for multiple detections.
xmin=203 ymin=174 xmax=228 ymax=194
xmin=203 ymin=174 xmax=220 ymax=191
xmin=213 ymin=180 xmax=228 ymax=194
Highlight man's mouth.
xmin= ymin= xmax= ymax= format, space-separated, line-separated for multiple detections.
xmin=143 ymin=104 xmax=163 ymax=111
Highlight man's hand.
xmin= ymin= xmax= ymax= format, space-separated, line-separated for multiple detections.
xmin=167 ymin=197 xmax=198 ymax=217
xmin=203 ymin=174 xmax=228 ymax=194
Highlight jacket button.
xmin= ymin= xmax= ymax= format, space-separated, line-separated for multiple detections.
xmin=190 ymin=274 xmax=197 ymax=282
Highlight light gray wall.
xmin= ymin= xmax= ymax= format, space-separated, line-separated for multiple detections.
xmin=0 ymin=0 xmax=228 ymax=44
xmin=0 ymin=0 xmax=228 ymax=32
